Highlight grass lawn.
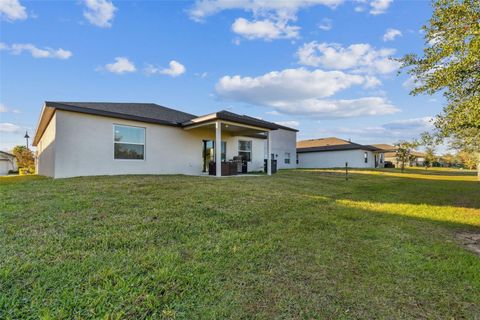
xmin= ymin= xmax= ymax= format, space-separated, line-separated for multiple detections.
xmin=1 ymin=169 xmax=479 ymax=319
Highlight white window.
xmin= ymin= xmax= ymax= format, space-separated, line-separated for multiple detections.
xmin=364 ymin=152 xmax=368 ymax=163
xmin=380 ymin=153 xmax=384 ymax=163
xmin=238 ymin=140 xmax=252 ymax=162
xmin=114 ymin=124 xmax=145 ymax=160
xmin=284 ymin=152 xmax=291 ymax=164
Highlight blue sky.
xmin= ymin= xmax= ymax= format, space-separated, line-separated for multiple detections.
xmin=0 ymin=0 xmax=442 ymax=151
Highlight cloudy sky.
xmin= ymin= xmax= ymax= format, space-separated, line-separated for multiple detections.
xmin=0 ymin=0 xmax=442 ymax=151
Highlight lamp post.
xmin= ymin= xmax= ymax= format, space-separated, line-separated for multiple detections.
xmin=24 ymin=131 xmax=30 ymax=149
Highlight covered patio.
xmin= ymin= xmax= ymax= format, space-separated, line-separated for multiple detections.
xmin=182 ymin=110 xmax=278 ymax=177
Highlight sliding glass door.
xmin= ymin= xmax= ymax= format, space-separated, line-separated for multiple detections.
xmin=202 ymin=140 xmax=226 ymax=172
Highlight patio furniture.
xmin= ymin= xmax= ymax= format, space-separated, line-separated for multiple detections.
xmin=209 ymin=161 xmax=238 ymax=176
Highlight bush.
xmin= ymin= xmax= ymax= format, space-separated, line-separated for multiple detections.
xmin=8 ymin=169 xmax=19 ymax=175
xmin=19 ymin=166 xmax=35 ymax=175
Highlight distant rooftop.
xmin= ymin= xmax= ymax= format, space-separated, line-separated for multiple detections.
xmin=297 ymin=137 xmax=379 ymax=153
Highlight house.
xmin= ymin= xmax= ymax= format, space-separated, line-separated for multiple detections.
xmin=0 ymin=151 xmax=17 ymax=175
xmin=297 ymin=137 xmax=384 ymax=169
xmin=32 ymin=102 xmax=297 ymax=178
xmin=371 ymin=144 xmax=426 ymax=167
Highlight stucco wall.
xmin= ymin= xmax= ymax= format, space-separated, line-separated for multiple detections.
xmin=36 ymin=112 xmax=56 ymax=177
xmin=48 ymin=110 xmax=268 ymax=178
xmin=269 ymin=129 xmax=297 ymax=169
xmin=298 ymin=149 xmax=376 ymax=168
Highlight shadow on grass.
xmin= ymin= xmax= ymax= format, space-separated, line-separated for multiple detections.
xmin=280 ymin=170 xmax=480 ymax=209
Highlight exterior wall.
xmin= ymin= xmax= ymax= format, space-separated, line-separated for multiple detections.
xmin=298 ymin=149 xmax=376 ymax=168
xmin=47 ymin=110 xmax=268 ymax=178
xmin=36 ymin=112 xmax=56 ymax=177
xmin=269 ymin=129 xmax=297 ymax=169
xmin=0 ymin=157 xmax=17 ymax=175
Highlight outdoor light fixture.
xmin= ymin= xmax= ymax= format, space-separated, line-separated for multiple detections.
xmin=24 ymin=131 xmax=30 ymax=149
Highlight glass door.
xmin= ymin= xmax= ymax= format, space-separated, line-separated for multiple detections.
xmin=202 ymin=140 xmax=226 ymax=172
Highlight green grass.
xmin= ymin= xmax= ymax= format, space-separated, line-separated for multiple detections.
xmin=1 ymin=170 xmax=479 ymax=319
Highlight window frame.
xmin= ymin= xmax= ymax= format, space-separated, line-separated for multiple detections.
xmin=238 ymin=139 xmax=252 ymax=162
xmin=364 ymin=151 xmax=368 ymax=163
xmin=113 ymin=124 xmax=146 ymax=161
xmin=284 ymin=152 xmax=291 ymax=164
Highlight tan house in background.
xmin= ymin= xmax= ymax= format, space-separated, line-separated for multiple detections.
xmin=371 ymin=144 xmax=426 ymax=167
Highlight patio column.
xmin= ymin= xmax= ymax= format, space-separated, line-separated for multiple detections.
xmin=267 ymin=130 xmax=272 ymax=176
xmin=215 ymin=121 xmax=222 ymax=177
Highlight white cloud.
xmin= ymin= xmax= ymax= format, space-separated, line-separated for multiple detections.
xmin=318 ymin=18 xmax=332 ymax=31
xmin=383 ymin=28 xmax=402 ymax=41
xmin=102 ymin=57 xmax=136 ymax=74
xmin=328 ymin=117 xmax=433 ymax=142
xmin=266 ymin=110 xmax=280 ymax=115
xmin=188 ymin=0 xmax=343 ymax=40
xmin=296 ymin=42 xmax=400 ymax=74
xmin=216 ymin=68 xmax=364 ymax=101
xmin=83 ymin=0 xmax=117 ymax=28
xmin=232 ymin=18 xmax=299 ymax=40
xmin=402 ymin=75 xmax=424 ymax=90
xmin=188 ymin=0 xmax=344 ymax=22
xmin=0 ymin=122 xmax=21 ymax=133
xmin=354 ymin=6 xmax=365 ymax=12
xmin=195 ymin=72 xmax=208 ymax=78
xmin=145 ymin=60 xmax=186 ymax=77
xmin=215 ymin=68 xmax=399 ymax=118
xmin=275 ymin=120 xmax=299 ymax=128
xmin=269 ymin=97 xmax=399 ymax=118
xmin=0 ymin=103 xmax=21 ymax=113
xmin=0 ymin=0 xmax=27 ymax=21
xmin=363 ymin=75 xmax=382 ymax=88
xmin=369 ymin=0 xmax=392 ymax=15
xmin=0 ymin=42 xmax=72 ymax=59
xmin=382 ymin=117 xmax=433 ymax=131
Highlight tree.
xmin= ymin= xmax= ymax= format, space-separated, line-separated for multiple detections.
xmin=420 ymin=132 xmax=437 ymax=169
xmin=399 ymin=0 xmax=480 ymax=179
xmin=12 ymin=145 xmax=35 ymax=173
xmin=457 ymin=150 xmax=477 ymax=169
xmin=395 ymin=140 xmax=419 ymax=172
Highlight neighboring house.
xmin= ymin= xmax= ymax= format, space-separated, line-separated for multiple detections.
xmin=371 ymin=144 xmax=426 ymax=167
xmin=0 ymin=151 xmax=17 ymax=175
xmin=297 ymin=137 xmax=384 ymax=169
xmin=33 ymin=102 xmax=297 ymax=178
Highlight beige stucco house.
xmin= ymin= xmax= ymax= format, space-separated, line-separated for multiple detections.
xmin=297 ymin=137 xmax=385 ymax=169
xmin=33 ymin=102 xmax=297 ymax=178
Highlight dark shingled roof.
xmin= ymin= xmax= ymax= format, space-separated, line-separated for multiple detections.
xmin=45 ymin=101 xmax=197 ymax=126
xmin=34 ymin=102 xmax=298 ymax=145
xmin=44 ymin=102 xmax=297 ymax=131
xmin=181 ymin=110 xmax=292 ymax=131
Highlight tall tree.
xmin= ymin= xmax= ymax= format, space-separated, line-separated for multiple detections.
xmin=399 ymin=0 xmax=480 ymax=179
